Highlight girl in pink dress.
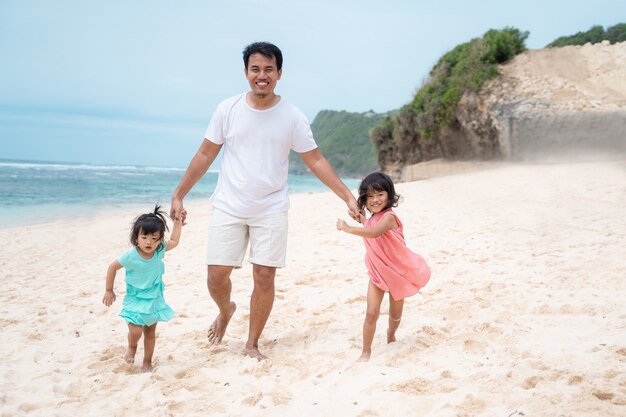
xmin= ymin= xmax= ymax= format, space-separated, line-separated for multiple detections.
xmin=337 ymin=172 xmax=430 ymax=362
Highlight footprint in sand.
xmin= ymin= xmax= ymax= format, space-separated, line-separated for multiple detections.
xmin=28 ymin=331 xmax=45 ymax=341
xmin=391 ymin=377 xmax=431 ymax=395
xmin=422 ymin=326 xmax=436 ymax=336
xmin=97 ymin=346 xmax=121 ymax=362
xmin=18 ymin=402 xmax=40 ymax=413
xmin=242 ymin=392 xmax=263 ymax=406
xmin=346 ymin=296 xmax=365 ymax=304
xmin=568 ymin=375 xmax=583 ymax=385
xmin=456 ymin=394 xmax=486 ymax=413
xmin=522 ymin=375 xmax=541 ymax=389
xmin=592 ymin=391 xmax=614 ymax=401
xmin=174 ymin=368 xmax=196 ymax=379
xmin=88 ymin=346 xmax=137 ymax=374
xmin=463 ymin=338 xmax=487 ymax=354
xmin=472 ymin=321 xmax=502 ymax=335
xmin=269 ymin=390 xmax=292 ymax=406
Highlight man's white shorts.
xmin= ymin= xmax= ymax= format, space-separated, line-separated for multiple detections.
xmin=206 ymin=208 xmax=288 ymax=268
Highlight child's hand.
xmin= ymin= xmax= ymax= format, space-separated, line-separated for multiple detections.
xmin=102 ymin=290 xmax=116 ymax=307
xmin=336 ymin=219 xmax=348 ymax=231
xmin=357 ymin=211 xmax=366 ymax=224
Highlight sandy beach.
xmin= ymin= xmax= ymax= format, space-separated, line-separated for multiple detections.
xmin=1 ymin=159 xmax=625 ymax=417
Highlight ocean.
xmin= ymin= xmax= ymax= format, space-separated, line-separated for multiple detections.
xmin=0 ymin=159 xmax=359 ymax=228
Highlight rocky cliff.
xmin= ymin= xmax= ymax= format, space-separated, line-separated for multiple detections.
xmin=383 ymin=41 xmax=626 ymax=180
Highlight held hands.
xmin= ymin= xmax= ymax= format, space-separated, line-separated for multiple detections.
xmin=170 ymin=198 xmax=188 ymax=225
xmin=347 ymin=198 xmax=360 ymax=222
xmin=102 ymin=290 xmax=116 ymax=307
xmin=337 ymin=211 xmax=366 ymax=232
xmin=344 ymin=210 xmax=366 ymax=225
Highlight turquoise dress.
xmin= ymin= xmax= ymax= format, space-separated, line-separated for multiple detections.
xmin=118 ymin=243 xmax=174 ymax=326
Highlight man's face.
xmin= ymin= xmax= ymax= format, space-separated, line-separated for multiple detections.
xmin=245 ymin=53 xmax=282 ymax=98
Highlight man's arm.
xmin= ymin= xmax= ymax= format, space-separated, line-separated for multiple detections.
xmin=299 ymin=148 xmax=359 ymax=218
xmin=171 ymin=139 xmax=222 ymax=220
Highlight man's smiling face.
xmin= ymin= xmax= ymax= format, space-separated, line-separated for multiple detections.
xmin=245 ymin=53 xmax=282 ymax=99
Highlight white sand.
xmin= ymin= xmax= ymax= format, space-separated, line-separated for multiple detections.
xmin=1 ymin=160 xmax=625 ymax=416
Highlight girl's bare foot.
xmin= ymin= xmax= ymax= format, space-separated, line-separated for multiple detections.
xmin=357 ymin=351 xmax=371 ymax=362
xmin=208 ymin=302 xmax=237 ymax=343
xmin=142 ymin=361 xmax=153 ymax=372
xmin=244 ymin=346 xmax=268 ymax=361
xmin=387 ymin=316 xmax=401 ymax=343
xmin=124 ymin=346 xmax=137 ymax=364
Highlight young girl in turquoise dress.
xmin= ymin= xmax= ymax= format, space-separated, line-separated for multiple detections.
xmin=102 ymin=205 xmax=182 ymax=371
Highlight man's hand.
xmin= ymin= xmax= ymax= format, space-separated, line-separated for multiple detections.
xmin=347 ymin=197 xmax=360 ymax=222
xmin=170 ymin=198 xmax=187 ymax=225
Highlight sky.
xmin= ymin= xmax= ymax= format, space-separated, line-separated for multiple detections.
xmin=1 ymin=0 xmax=624 ymax=168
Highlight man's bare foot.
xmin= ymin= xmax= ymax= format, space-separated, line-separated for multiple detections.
xmin=244 ymin=346 xmax=268 ymax=361
xmin=142 ymin=361 xmax=153 ymax=372
xmin=207 ymin=302 xmax=236 ymax=343
xmin=387 ymin=328 xmax=397 ymax=344
xmin=124 ymin=346 xmax=137 ymax=364
xmin=357 ymin=351 xmax=371 ymax=362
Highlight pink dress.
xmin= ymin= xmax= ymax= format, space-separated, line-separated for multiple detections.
xmin=364 ymin=208 xmax=431 ymax=300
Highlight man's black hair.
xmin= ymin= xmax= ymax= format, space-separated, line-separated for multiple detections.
xmin=243 ymin=42 xmax=283 ymax=70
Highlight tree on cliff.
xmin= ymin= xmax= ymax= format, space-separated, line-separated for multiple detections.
xmin=547 ymin=23 xmax=626 ymax=47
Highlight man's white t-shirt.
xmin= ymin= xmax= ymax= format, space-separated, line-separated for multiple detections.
xmin=204 ymin=93 xmax=318 ymax=217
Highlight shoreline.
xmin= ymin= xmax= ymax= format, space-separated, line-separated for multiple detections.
xmin=5 ymin=156 xmax=623 ymax=230
xmin=0 ymin=184 xmax=360 ymax=231
xmin=0 ymin=158 xmax=361 ymax=230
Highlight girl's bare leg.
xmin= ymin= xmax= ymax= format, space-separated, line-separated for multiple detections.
xmin=125 ymin=323 xmax=143 ymax=363
xmin=142 ymin=323 xmax=157 ymax=371
xmin=387 ymin=295 xmax=404 ymax=343
xmin=358 ymin=281 xmax=385 ymax=362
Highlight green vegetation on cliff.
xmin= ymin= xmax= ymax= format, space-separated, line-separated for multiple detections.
xmin=289 ymin=110 xmax=389 ymax=177
xmin=547 ymin=23 xmax=626 ymax=47
xmin=370 ymin=27 xmax=528 ymax=171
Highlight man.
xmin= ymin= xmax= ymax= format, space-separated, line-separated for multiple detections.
xmin=170 ymin=41 xmax=359 ymax=360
